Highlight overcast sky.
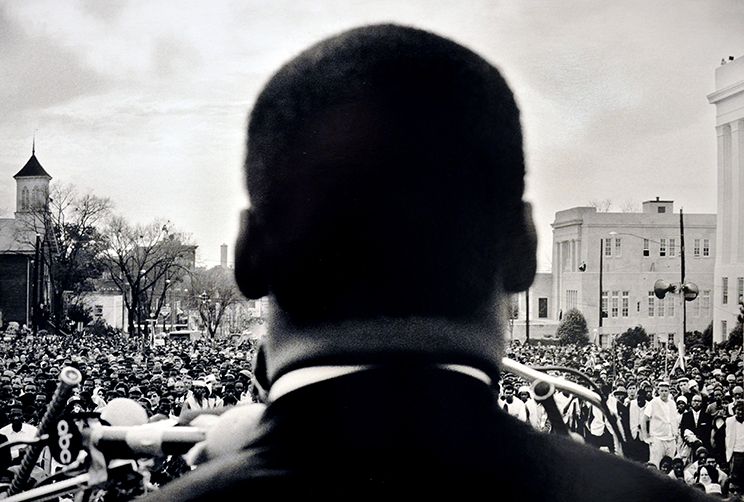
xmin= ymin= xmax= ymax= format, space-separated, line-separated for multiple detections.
xmin=1 ymin=0 xmax=743 ymax=270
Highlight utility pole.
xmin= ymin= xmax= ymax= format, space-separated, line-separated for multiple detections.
xmin=680 ymin=208 xmax=687 ymax=342
xmin=525 ymin=289 xmax=530 ymax=345
xmin=31 ymin=234 xmax=41 ymax=335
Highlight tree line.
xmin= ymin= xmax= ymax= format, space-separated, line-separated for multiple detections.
xmin=17 ymin=183 xmax=242 ymax=338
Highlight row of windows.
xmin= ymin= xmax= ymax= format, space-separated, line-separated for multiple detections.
xmin=603 ymin=237 xmax=710 ymax=258
xmin=597 ymin=332 xmax=676 ymax=348
xmin=565 ymin=289 xmax=713 ymax=319
xmin=721 ymin=276 xmax=744 ymax=305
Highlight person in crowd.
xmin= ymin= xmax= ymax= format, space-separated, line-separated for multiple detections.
xmin=681 ymin=394 xmax=713 ymax=453
xmin=726 ymin=400 xmax=744 ymax=483
xmin=142 ymin=23 xmax=711 ymax=501
xmin=499 ymin=383 xmax=527 ymax=422
xmin=517 ymin=385 xmax=542 ymax=430
xmin=669 ymin=457 xmax=686 ymax=481
xmin=644 ymin=380 xmax=679 ymax=467
xmin=0 ymin=401 xmax=38 ymax=462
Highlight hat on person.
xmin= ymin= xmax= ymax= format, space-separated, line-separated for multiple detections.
xmin=712 ymin=368 xmax=723 ymax=376
xmin=614 ymin=386 xmax=628 ymax=396
xmin=675 ymin=395 xmax=688 ymax=404
xmin=696 ymin=446 xmax=709 ymax=458
xmin=676 ymin=376 xmax=689 ymax=383
xmin=734 ymin=386 xmax=744 ymax=396
xmin=518 ymin=386 xmax=531 ymax=395
xmin=657 ymin=380 xmax=670 ymax=388
xmin=728 ymin=374 xmax=737 ymax=383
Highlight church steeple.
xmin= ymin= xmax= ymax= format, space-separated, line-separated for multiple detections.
xmin=14 ymin=142 xmax=52 ymax=214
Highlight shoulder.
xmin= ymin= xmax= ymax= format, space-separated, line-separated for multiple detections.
xmin=144 ymin=418 xmax=708 ymax=502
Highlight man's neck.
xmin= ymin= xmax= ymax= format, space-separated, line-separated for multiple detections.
xmin=262 ymin=304 xmax=506 ymax=387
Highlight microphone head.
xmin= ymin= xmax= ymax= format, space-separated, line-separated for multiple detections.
xmin=100 ymin=398 xmax=149 ymax=426
xmin=205 ymin=403 xmax=266 ymax=460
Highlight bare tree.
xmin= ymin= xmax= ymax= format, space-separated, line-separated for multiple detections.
xmin=99 ymin=217 xmax=194 ymax=335
xmin=619 ymin=200 xmax=639 ymax=213
xmin=15 ymin=183 xmax=112 ymax=329
xmin=186 ymin=266 xmax=241 ymax=338
xmin=588 ymin=199 xmax=613 ymax=212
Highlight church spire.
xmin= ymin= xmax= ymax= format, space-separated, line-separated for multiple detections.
xmin=32 ymin=133 xmax=35 ymax=156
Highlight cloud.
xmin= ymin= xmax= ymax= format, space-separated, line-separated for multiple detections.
xmin=0 ymin=5 xmax=113 ymax=115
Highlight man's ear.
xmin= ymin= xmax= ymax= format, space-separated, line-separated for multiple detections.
xmin=234 ymin=208 xmax=270 ymax=299
xmin=502 ymin=201 xmax=537 ymax=293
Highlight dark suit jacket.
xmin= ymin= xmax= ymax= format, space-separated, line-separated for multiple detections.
xmin=146 ymin=367 xmax=711 ymax=501
xmin=680 ymin=409 xmax=713 ymax=449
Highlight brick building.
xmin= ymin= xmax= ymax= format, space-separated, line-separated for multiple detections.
xmin=0 ymin=148 xmax=53 ymax=328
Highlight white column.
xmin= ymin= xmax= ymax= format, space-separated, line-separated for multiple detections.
xmin=734 ymin=119 xmax=744 ymax=263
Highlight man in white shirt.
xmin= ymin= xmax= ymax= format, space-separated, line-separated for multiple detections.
xmin=499 ymin=383 xmax=527 ymax=422
xmin=643 ymin=381 xmax=678 ymax=467
xmin=0 ymin=402 xmax=38 ymax=462
xmin=517 ymin=385 xmax=545 ymax=430
xmin=725 ymin=400 xmax=744 ymax=482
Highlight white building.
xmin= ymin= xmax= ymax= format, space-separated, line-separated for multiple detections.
xmin=707 ymin=55 xmax=744 ymax=343
xmin=552 ymin=199 xmax=716 ymax=347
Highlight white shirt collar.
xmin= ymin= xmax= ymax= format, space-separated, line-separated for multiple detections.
xmin=268 ymin=364 xmax=492 ymax=403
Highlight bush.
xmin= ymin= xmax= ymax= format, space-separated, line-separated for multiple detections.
xmin=729 ymin=323 xmax=743 ymax=349
xmin=617 ymin=326 xmax=649 ymax=348
xmin=685 ymin=322 xmax=713 ymax=348
xmin=556 ymin=308 xmax=590 ymax=346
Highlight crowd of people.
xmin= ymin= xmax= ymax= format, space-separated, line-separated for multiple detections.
xmin=501 ymin=340 xmax=744 ymax=499
xmin=0 ymin=330 xmax=260 ymax=485
xmin=2 ymin=327 xmax=743 ymax=498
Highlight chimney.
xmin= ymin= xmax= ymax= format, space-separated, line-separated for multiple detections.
xmin=220 ymin=244 xmax=228 ymax=268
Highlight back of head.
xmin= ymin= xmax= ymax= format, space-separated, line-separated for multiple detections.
xmin=237 ymin=24 xmax=533 ymax=324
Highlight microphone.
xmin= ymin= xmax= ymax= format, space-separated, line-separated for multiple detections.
xmin=89 ymin=425 xmax=206 ymax=458
xmin=99 ymin=398 xmax=149 ymax=426
xmin=532 ymin=380 xmax=570 ymax=436
xmin=182 ymin=403 xmax=266 ymax=465
xmin=8 ymin=367 xmax=82 ymax=496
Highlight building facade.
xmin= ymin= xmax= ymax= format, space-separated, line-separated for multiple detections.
xmin=509 ymin=273 xmax=559 ymax=342
xmin=708 ymin=55 xmax=744 ymax=343
xmin=552 ymin=199 xmax=716 ymax=347
xmin=0 ymin=150 xmax=53 ymax=328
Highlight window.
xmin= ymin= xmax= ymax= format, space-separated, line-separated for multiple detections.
xmin=659 ymin=238 xmax=667 ymax=257
xmin=604 ymin=239 xmax=612 ymax=257
xmin=702 ymin=290 xmax=711 ymax=316
xmin=658 ymin=207 xmax=666 ymax=213
xmin=657 ymin=296 xmax=665 ymax=317
xmin=694 ymin=239 xmax=701 ymax=257
xmin=622 ymin=291 xmax=629 ymax=317
xmin=722 ymin=320 xmax=728 ymax=338
xmin=21 ymin=187 xmax=29 ymax=210
xmin=648 ymin=291 xmax=655 ymax=317
xmin=601 ymin=291 xmax=608 ymax=318
xmin=723 ymin=277 xmax=729 ymax=305
xmin=566 ymin=290 xmax=578 ymax=310
xmin=614 ymin=238 xmax=622 ymax=257
xmin=669 ymin=238 xmax=676 ymax=257
xmin=737 ymin=277 xmax=743 ymax=303
xmin=667 ymin=295 xmax=674 ymax=317
xmin=643 ymin=239 xmax=650 ymax=257
xmin=703 ymin=239 xmax=710 ymax=257
xmin=538 ymin=298 xmax=548 ymax=319
xmin=649 ymin=333 xmax=657 ymax=346
xmin=611 ymin=291 xmax=619 ymax=317
xmin=692 ymin=296 xmax=700 ymax=317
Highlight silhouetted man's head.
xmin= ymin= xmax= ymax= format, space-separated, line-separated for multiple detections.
xmin=236 ymin=24 xmax=535 ymax=325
